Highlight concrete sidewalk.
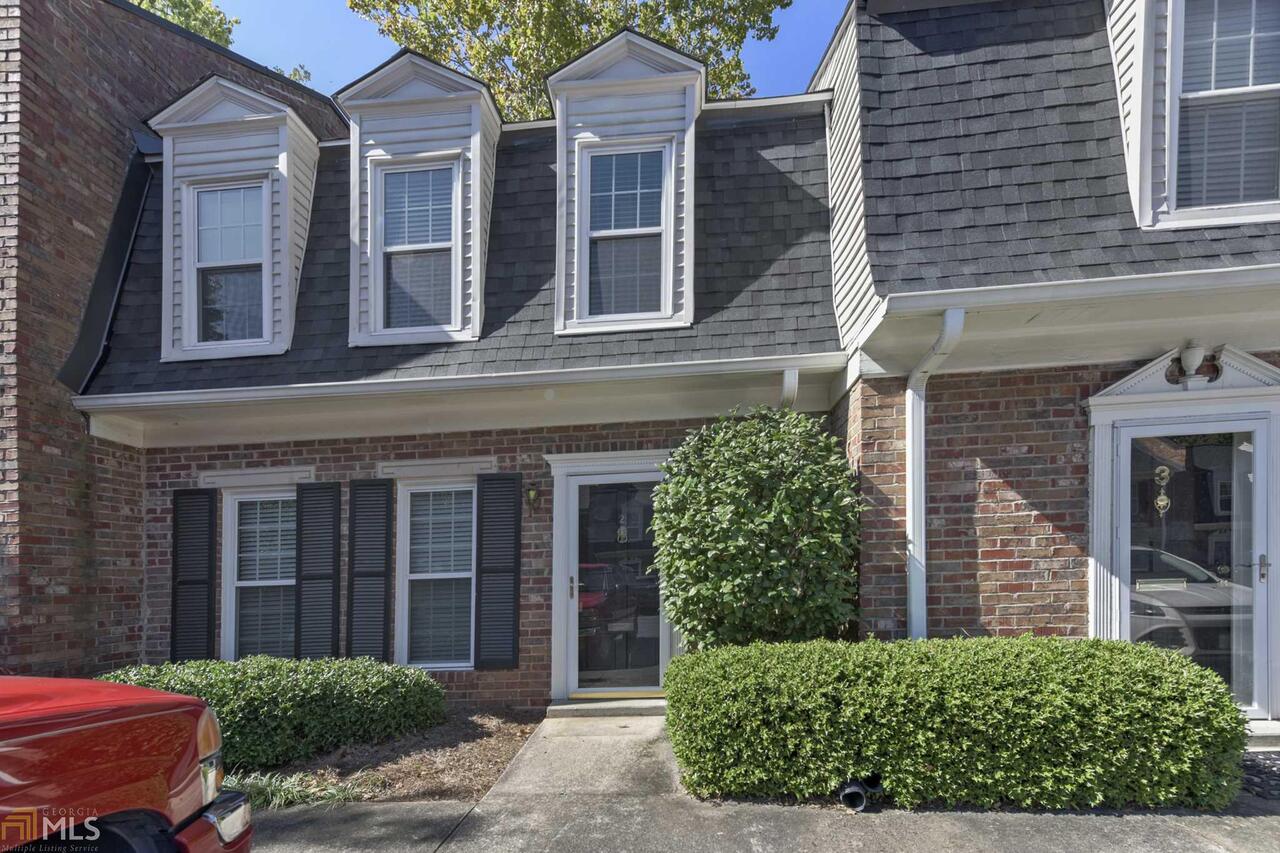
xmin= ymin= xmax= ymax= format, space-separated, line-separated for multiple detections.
xmin=254 ymin=715 xmax=1280 ymax=852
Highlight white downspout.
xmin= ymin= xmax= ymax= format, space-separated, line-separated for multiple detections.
xmin=905 ymin=307 xmax=966 ymax=639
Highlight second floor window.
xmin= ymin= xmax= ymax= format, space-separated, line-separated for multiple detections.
xmin=381 ymin=166 xmax=455 ymax=330
xmin=1177 ymin=0 xmax=1280 ymax=208
xmin=586 ymin=149 xmax=665 ymax=318
xmin=195 ymin=184 xmax=266 ymax=342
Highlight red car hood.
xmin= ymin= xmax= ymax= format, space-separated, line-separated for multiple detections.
xmin=1 ymin=677 xmax=202 ymax=725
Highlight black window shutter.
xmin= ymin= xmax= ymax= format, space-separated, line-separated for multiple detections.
xmin=295 ymin=481 xmax=340 ymax=659
xmin=474 ymin=473 xmax=522 ymax=670
xmin=171 ymin=489 xmax=216 ymax=662
xmin=347 ymin=479 xmax=393 ymax=660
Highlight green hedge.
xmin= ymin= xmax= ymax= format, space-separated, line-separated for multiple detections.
xmin=101 ymin=657 xmax=445 ymax=770
xmin=665 ymin=637 xmax=1245 ymax=810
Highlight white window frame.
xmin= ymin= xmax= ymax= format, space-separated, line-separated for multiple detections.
xmin=394 ymin=479 xmax=477 ymax=671
xmin=367 ymin=153 xmax=465 ymax=342
xmin=181 ymin=175 xmax=273 ymax=352
xmin=568 ymin=136 xmax=678 ymax=333
xmin=219 ymin=486 xmax=297 ymax=661
xmin=1164 ymin=0 xmax=1280 ymax=226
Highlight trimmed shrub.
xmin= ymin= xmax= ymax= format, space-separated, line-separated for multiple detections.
xmin=101 ymin=656 xmax=445 ymax=770
xmin=664 ymin=637 xmax=1245 ymax=810
xmin=651 ymin=407 xmax=861 ymax=648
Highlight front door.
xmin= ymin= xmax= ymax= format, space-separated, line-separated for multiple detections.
xmin=1118 ymin=418 xmax=1270 ymax=716
xmin=567 ymin=472 xmax=670 ymax=696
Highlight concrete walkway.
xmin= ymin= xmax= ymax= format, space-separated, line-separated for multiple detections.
xmin=255 ymin=715 xmax=1280 ymax=852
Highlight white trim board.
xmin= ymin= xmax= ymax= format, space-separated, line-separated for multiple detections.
xmin=376 ymin=456 xmax=497 ymax=479
xmin=197 ymin=466 xmax=315 ymax=488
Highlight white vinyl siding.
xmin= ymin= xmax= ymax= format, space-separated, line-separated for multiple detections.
xmin=810 ymin=5 xmax=878 ymax=350
xmin=1176 ymin=0 xmax=1280 ymax=207
xmin=397 ymin=485 xmax=476 ymax=669
xmin=230 ymin=496 xmax=297 ymax=659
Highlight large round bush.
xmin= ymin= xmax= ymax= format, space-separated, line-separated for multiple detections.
xmin=100 ymin=656 xmax=445 ymax=770
xmin=651 ymin=406 xmax=861 ymax=649
xmin=664 ymin=637 xmax=1245 ymax=810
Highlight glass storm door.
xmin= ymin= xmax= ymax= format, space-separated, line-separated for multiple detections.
xmin=1119 ymin=420 xmax=1269 ymax=715
xmin=568 ymin=473 xmax=669 ymax=694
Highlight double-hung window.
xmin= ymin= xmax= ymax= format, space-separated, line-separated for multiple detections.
xmin=224 ymin=492 xmax=297 ymax=659
xmin=1176 ymin=0 xmax=1280 ymax=208
xmin=584 ymin=148 xmax=667 ymax=318
xmin=397 ymin=484 xmax=476 ymax=668
xmin=378 ymin=165 xmax=457 ymax=331
xmin=194 ymin=183 xmax=267 ymax=343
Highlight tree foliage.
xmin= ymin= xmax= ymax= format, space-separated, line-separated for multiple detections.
xmin=274 ymin=64 xmax=313 ymax=84
xmin=134 ymin=0 xmax=238 ymax=47
xmin=347 ymin=0 xmax=794 ymax=121
xmin=651 ymin=407 xmax=861 ymax=649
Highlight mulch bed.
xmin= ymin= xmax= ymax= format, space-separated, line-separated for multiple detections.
xmin=1243 ymin=751 xmax=1280 ymax=800
xmin=290 ymin=705 xmax=543 ymax=802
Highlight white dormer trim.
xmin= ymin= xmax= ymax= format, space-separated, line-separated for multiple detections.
xmin=549 ymin=31 xmax=704 ymax=336
xmin=337 ymin=52 xmax=500 ymax=347
xmin=151 ymin=77 xmax=318 ymax=362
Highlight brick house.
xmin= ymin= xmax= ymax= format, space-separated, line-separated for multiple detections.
xmin=5 ymin=0 xmax=1280 ymax=717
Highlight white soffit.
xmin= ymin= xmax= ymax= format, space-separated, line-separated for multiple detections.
xmin=859 ymin=272 xmax=1280 ymax=377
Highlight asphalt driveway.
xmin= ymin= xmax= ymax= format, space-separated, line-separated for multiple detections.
xmin=254 ymin=715 xmax=1280 ymax=852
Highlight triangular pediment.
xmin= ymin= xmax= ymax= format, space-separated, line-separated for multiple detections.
xmin=336 ymin=51 xmax=488 ymax=104
xmin=149 ymin=77 xmax=289 ymax=131
xmin=1094 ymin=345 xmax=1280 ymax=398
xmin=548 ymin=29 xmax=704 ymax=88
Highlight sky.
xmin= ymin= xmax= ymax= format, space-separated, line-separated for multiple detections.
xmin=217 ymin=0 xmax=848 ymax=98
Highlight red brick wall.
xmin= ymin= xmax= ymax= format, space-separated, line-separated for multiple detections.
xmin=1 ymin=0 xmax=339 ymax=675
xmin=143 ymin=420 xmax=708 ymax=705
xmin=840 ymin=352 xmax=1280 ymax=640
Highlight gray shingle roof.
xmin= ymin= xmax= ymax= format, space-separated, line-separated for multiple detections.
xmin=84 ymin=113 xmax=840 ymax=395
xmin=859 ymin=0 xmax=1280 ymax=295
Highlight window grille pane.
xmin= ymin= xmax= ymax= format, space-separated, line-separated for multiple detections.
xmin=384 ymin=167 xmax=451 ymax=248
xmin=1178 ymin=98 xmax=1280 ymax=206
xmin=237 ymin=499 xmax=297 ymax=582
xmin=588 ymin=235 xmax=662 ymax=316
xmin=384 ymin=249 xmax=452 ymax=328
xmin=196 ymin=186 xmax=262 ymax=264
xmin=408 ymin=578 xmax=471 ymax=665
xmin=588 ymin=151 xmax=663 ymax=233
xmin=199 ymin=266 xmax=263 ymax=342
xmin=237 ymin=585 xmax=296 ymax=658
xmin=1184 ymin=0 xmax=1280 ymax=91
xmin=408 ymin=489 xmax=473 ymax=575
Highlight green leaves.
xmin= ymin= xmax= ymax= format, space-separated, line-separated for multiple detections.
xmin=664 ymin=637 xmax=1246 ymax=810
xmin=346 ymin=0 xmax=794 ymax=121
xmin=651 ymin=406 xmax=863 ymax=649
xmin=100 ymin=657 xmax=446 ymax=770
xmin=134 ymin=0 xmax=238 ymax=47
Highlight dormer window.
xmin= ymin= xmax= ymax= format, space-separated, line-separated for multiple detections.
xmin=149 ymin=77 xmax=318 ymax=361
xmin=193 ymin=182 xmax=268 ymax=343
xmin=583 ymin=146 xmax=669 ymax=319
xmin=548 ymin=30 xmax=704 ymax=335
xmin=336 ymin=51 xmax=500 ymax=347
xmin=373 ymin=161 xmax=461 ymax=332
xmin=1176 ymin=0 xmax=1280 ymax=208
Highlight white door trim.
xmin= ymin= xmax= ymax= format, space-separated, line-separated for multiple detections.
xmin=547 ymin=449 xmax=672 ymax=700
xmin=1088 ymin=362 xmax=1280 ymax=718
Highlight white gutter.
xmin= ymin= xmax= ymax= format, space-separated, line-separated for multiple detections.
xmin=72 ymin=351 xmax=848 ymax=412
xmin=881 ymin=263 xmax=1280 ymax=317
xmin=905 ymin=307 xmax=965 ymax=639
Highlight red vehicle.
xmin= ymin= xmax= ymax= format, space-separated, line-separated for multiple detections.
xmin=0 ymin=678 xmax=251 ymax=852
